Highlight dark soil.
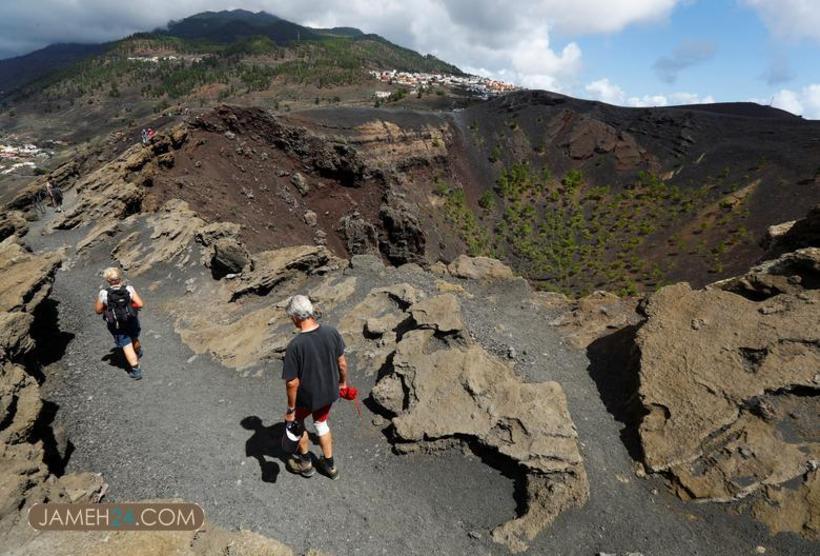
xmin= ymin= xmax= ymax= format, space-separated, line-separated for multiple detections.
xmin=140 ymin=98 xmax=820 ymax=297
xmin=21 ymin=203 xmax=817 ymax=555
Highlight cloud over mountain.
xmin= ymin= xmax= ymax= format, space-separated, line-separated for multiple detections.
xmin=0 ymin=0 xmax=684 ymax=91
xmin=771 ymin=85 xmax=820 ymax=119
xmin=585 ymin=77 xmax=715 ymax=108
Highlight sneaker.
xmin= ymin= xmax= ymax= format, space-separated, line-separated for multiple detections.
xmin=286 ymin=455 xmax=315 ymax=477
xmin=128 ymin=368 xmax=143 ymax=380
xmin=137 ymin=347 xmax=144 ymax=358
xmin=317 ymin=458 xmax=339 ymax=480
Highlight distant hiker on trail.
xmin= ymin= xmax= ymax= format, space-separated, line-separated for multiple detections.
xmin=46 ymin=181 xmax=63 ymax=213
xmin=94 ymin=267 xmax=145 ymax=380
xmin=282 ymin=295 xmax=349 ymax=480
xmin=32 ymin=187 xmax=48 ymax=216
xmin=140 ymin=128 xmax=156 ymax=146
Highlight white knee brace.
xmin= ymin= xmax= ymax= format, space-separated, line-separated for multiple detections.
xmin=315 ymin=419 xmax=330 ymax=437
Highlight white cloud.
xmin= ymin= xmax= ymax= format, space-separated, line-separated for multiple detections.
xmin=744 ymin=0 xmax=820 ymax=43
xmin=509 ymin=38 xmax=582 ymax=92
xmin=585 ymin=78 xmax=626 ymax=104
xmin=0 ymin=0 xmax=686 ymax=91
xmin=627 ymin=93 xmax=715 ymax=107
xmin=666 ymin=92 xmax=716 ymax=105
xmin=768 ymin=85 xmax=820 ymax=119
xmin=440 ymin=0 xmax=681 ymax=36
xmin=806 ymin=85 xmax=820 ymax=118
xmin=585 ymin=78 xmax=715 ymax=108
xmin=627 ymin=95 xmax=671 ymax=107
xmin=771 ymin=90 xmax=803 ymax=115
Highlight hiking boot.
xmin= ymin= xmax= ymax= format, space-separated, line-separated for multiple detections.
xmin=128 ymin=367 xmax=143 ymax=380
xmin=317 ymin=457 xmax=339 ymax=480
xmin=287 ymin=455 xmax=315 ymax=477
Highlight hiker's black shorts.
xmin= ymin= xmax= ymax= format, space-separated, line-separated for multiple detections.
xmin=108 ymin=318 xmax=141 ymax=348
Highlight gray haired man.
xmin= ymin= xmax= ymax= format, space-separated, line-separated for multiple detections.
xmin=282 ymin=295 xmax=348 ymax=479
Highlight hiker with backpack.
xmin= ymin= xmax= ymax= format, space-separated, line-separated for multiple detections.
xmin=32 ymin=187 xmax=48 ymax=216
xmin=46 ymin=181 xmax=63 ymax=213
xmin=94 ymin=267 xmax=145 ymax=380
xmin=281 ymin=295 xmax=350 ymax=480
xmin=140 ymin=128 xmax=156 ymax=145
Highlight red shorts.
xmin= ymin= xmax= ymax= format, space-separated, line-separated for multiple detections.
xmin=295 ymin=404 xmax=331 ymax=422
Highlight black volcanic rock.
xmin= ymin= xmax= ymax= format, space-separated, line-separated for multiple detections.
xmin=211 ymin=238 xmax=252 ymax=278
xmin=340 ymin=213 xmax=379 ymax=256
xmin=379 ymin=192 xmax=426 ymax=265
xmin=769 ymin=204 xmax=820 ymax=256
xmin=451 ymin=89 xmax=820 ymax=292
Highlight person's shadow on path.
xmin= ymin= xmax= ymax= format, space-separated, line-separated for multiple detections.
xmin=241 ymin=416 xmax=288 ymax=483
xmin=101 ymin=348 xmax=130 ymax=375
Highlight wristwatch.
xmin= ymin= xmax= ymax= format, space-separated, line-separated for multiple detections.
xmin=286 ymin=407 xmax=296 ymax=415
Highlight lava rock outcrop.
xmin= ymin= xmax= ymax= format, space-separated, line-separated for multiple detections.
xmin=366 ymin=293 xmax=589 ymax=553
xmin=634 ymin=207 xmax=820 ymax=539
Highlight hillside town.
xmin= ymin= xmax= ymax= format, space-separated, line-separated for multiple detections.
xmin=0 ymin=139 xmax=52 ymax=175
xmin=126 ymin=55 xmax=203 ymax=64
xmin=369 ymin=69 xmax=518 ymax=98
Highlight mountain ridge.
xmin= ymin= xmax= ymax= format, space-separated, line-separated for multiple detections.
xmin=0 ymin=9 xmax=461 ymax=98
xmin=0 ymin=43 xmax=109 ymax=94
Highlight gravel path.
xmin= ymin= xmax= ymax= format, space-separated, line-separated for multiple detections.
xmin=32 ymin=242 xmax=516 ymax=556
xmin=457 ymin=278 xmax=813 ymax=556
xmin=23 ymin=208 xmax=814 ymax=555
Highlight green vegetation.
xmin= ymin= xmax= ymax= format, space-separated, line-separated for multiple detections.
xmin=239 ymin=64 xmax=276 ymax=91
xmin=30 ymin=51 xmax=234 ymax=101
xmin=16 ymin=30 xmax=463 ymax=106
xmin=435 ymin=181 xmax=491 ymax=256
xmin=238 ymin=35 xmax=458 ymax=88
xmin=478 ymin=190 xmax=496 ymax=211
xmin=386 ymin=88 xmax=408 ymax=102
xmin=437 ymin=164 xmax=756 ymax=296
xmin=562 ymin=169 xmax=584 ymax=192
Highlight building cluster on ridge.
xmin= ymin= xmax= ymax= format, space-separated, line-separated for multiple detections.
xmin=369 ymin=70 xmax=518 ymax=98
xmin=126 ymin=55 xmax=203 ymax=64
xmin=0 ymin=140 xmax=52 ymax=176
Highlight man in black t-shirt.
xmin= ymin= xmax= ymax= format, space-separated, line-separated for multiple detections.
xmin=282 ymin=295 xmax=348 ymax=479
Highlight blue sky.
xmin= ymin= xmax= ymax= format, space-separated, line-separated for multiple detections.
xmin=1 ymin=0 xmax=819 ymax=117
xmin=567 ymin=0 xmax=820 ymax=114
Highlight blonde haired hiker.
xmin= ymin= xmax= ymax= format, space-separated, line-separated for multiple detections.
xmin=94 ymin=267 xmax=145 ymax=380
